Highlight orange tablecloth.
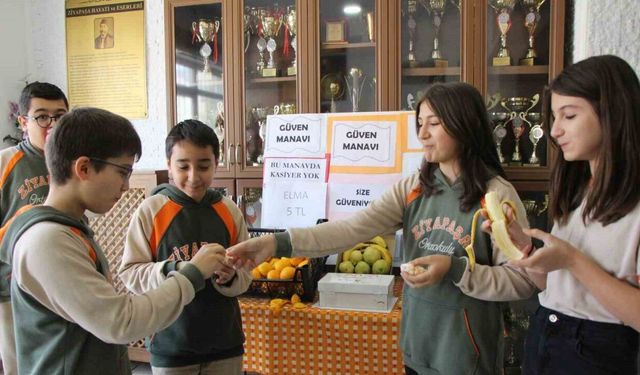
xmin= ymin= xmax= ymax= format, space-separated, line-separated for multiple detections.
xmin=240 ymin=278 xmax=405 ymax=375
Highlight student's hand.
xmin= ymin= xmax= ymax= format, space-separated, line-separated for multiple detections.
xmin=508 ymin=228 xmax=579 ymax=273
xmin=226 ymin=234 xmax=277 ymax=271
xmin=480 ymin=205 xmax=533 ymax=256
xmin=214 ymin=263 xmax=236 ymax=284
xmin=401 ymin=255 xmax=451 ymax=288
xmin=189 ymin=243 xmax=227 ymax=279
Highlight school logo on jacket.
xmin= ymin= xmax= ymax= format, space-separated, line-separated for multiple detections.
xmin=410 ymin=215 xmax=471 ymax=250
xmin=18 ymin=175 xmax=49 ymax=203
xmin=168 ymin=241 xmax=209 ymax=261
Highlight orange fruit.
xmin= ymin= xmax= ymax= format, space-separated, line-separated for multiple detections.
xmin=274 ymin=258 xmax=292 ymax=272
xmin=257 ymin=262 xmax=273 ymax=277
xmin=291 ymin=294 xmax=301 ymax=304
xmin=251 ymin=268 xmax=262 ymax=279
xmin=267 ymin=269 xmax=280 ymax=280
xmin=297 ymin=259 xmax=310 ymax=268
xmin=290 ymin=257 xmax=306 ymax=266
xmin=269 ymin=258 xmax=279 ymax=266
xmin=280 ymin=266 xmax=296 ymax=280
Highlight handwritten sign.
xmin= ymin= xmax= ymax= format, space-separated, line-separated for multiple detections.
xmin=331 ymin=121 xmax=397 ymax=167
xmin=327 ymin=183 xmax=387 ymax=218
xmin=263 ymin=157 xmax=328 ymax=183
xmin=261 ymin=182 xmax=328 ymax=229
xmin=264 ymin=114 xmax=326 ymax=158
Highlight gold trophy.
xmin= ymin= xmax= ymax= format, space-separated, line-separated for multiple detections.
xmin=285 ymin=6 xmax=297 ymax=76
xmin=321 ymin=73 xmax=344 ymax=113
xmin=406 ymin=0 xmax=419 ymax=67
xmin=526 ymin=112 xmax=544 ymax=165
xmin=419 ymin=0 xmax=449 ymax=67
xmin=501 ymin=94 xmax=540 ymax=166
xmin=345 ymin=67 xmax=366 ymax=112
xmin=520 ymin=0 xmax=546 ymax=65
xmin=191 ymin=19 xmax=219 ymax=73
xmin=251 ymin=106 xmax=269 ymax=165
xmin=365 ymin=12 xmax=375 ymax=42
xmin=274 ymin=102 xmax=297 ymax=115
xmin=489 ymin=0 xmax=516 ymax=66
xmin=261 ymin=12 xmax=282 ymax=77
xmin=329 ymin=83 xmax=342 ymax=112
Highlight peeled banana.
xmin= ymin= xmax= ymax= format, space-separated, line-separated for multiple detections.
xmin=484 ymin=192 xmax=523 ymax=261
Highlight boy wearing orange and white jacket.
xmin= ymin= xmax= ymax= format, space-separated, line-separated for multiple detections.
xmin=120 ymin=120 xmax=251 ymax=374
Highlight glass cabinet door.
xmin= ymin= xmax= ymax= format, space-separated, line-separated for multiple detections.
xmin=400 ymin=0 xmax=463 ymax=110
xmin=319 ymin=0 xmax=377 ymax=113
xmin=168 ymin=2 xmax=226 ymax=168
xmin=237 ymin=179 xmax=264 ymax=229
xmin=484 ymin=0 xmax=554 ymax=177
xmin=242 ymin=1 xmax=298 ymax=171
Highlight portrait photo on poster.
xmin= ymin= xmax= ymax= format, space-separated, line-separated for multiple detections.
xmin=94 ymin=17 xmax=114 ymax=49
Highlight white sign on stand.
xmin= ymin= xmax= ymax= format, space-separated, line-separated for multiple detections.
xmin=261 ymin=181 xmax=328 ymax=229
xmin=264 ymin=114 xmax=326 ymax=158
xmin=331 ymin=121 xmax=397 ymax=167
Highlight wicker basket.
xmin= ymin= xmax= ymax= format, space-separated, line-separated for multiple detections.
xmin=245 ymin=228 xmax=326 ymax=302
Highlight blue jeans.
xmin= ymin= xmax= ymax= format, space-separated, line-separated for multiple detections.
xmin=523 ymin=306 xmax=638 ymax=375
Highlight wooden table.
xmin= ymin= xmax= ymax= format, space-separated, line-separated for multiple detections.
xmin=239 ymin=278 xmax=405 ymax=375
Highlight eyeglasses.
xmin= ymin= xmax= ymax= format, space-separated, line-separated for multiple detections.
xmin=89 ymin=158 xmax=133 ymax=181
xmin=24 ymin=114 xmax=65 ymax=128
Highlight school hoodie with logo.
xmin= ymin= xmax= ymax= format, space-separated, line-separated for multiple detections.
xmin=0 ymin=205 xmax=204 ymax=375
xmin=120 ymin=184 xmax=252 ymax=368
xmin=273 ymin=170 xmax=536 ymax=375
xmin=0 ymin=139 xmax=49 ymax=303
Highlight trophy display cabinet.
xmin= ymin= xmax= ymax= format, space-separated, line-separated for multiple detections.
xmin=164 ymin=2 xmax=565 ymax=371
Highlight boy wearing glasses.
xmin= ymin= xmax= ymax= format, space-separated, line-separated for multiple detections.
xmin=0 ymin=81 xmax=68 ymax=375
xmin=120 ymin=120 xmax=251 ymax=374
xmin=0 ymin=108 xmax=229 ymax=374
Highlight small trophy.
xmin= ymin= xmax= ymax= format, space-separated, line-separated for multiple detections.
xmin=365 ymin=12 xmax=375 ymax=42
xmin=251 ymin=107 xmax=269 ymax=165
xmin=520 ymin=0 xmax=546 ymax=65
xmin=489 ymin=0 xmax=517 ymax=66
xmin=526 ymin=112 xmax=544 ymax=165
xmin=213 ymin=101 xmax=225 ymax=164
xmin=191 ymin=19 xmax=219 ymax=73
xmin=261 ymin=12 xmax=282 ymax=77
xmin=406 ymin=0 xmax=418 ymax=67
xmin=243 ymin=7 xmax=253 ymax=53
xmin=345 ymin=67 xmax=366 ymax=112
xmin=330 ymin=83 xmax=341 ymax=112
xmin=254 ymin=8 xmax=268 ymax=74
xmin=489 ymin=112 xmax=509 ymax=164
xmin=419 ymin=0 xmax=449 ymax=67
xmin=274 ymin=102 xmax=297 ymax=114
xmin=285 ymin=6 xmax=297 ymax=76
xmin=501 ymin=94 xmax=540 ymax=166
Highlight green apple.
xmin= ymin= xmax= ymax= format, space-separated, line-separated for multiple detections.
xmin=372 ymin=259 xmax=390 ymax=274
xmin=338 ymin=261 xmax=355 ymax=273
xmin=363 ymin=246 xmax=382 ymax=265
xmin=349 ymin=250 xmax=363 ymax=265
xmin=354 ymin=261 xmax=371 ymax=274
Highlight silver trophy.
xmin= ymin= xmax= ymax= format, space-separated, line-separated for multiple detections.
xmin=286 ymin=6 xmax=297 ymax=76
xmin=526 ymin=112 xmax=543 ymax=165
xmin=419 ymin=0 xmax=448 ymax=67
xmin=345 ymin=67 xmax=366 ymax=112
xmin=406 ymin=0 xmax=418 ymax=66
xmin=213 ymin=101 xmax=225 ymax=164
xmin=501 ymin=94 xmax=540 ymax=165
xmin=489 ymin=112 xmax=509 ymax=164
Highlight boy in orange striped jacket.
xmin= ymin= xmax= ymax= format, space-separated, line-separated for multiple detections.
xmin=0 ymin=82 xmax=68 ymax=375
xmin=120 ymin=119 xmax=252 ymax=374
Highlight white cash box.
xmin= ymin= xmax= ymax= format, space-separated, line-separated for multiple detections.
xmin=316 ymin=273 xmax=396 ymax=312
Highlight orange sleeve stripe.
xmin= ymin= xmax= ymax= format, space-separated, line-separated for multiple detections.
xmin=0 ymin=204 xmax=34 ymax=244
xmin=406 ymin=186 xmax=423 ymax=206
xmin=149 ymin=200 xmax=182 ymax=260
xmin=69 ymin=227 xmax=97 ymax=264
xmin=0 ymin=150 xmax=25 ymax=189
xmin=212 ymin=201 xmax=237 ymax=246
